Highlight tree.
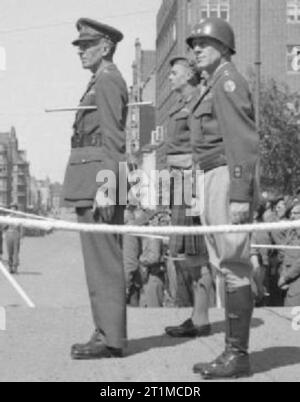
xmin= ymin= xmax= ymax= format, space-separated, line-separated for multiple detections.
xmin=258 ymin=79 xmax=300 ymax=195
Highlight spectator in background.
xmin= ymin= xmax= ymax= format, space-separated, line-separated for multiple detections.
xmin=138 ymin=211 xmax=165 ymax=308
xmin=270 ymin=196 xmax=291 ymax=305
xmin=251 ymin=203 xmax=268 ymax=306
xmin=4 ymin=203 xmax=22 ymax=274
xmin=252 ymin=196 xmax=293 ymax=306
xmin=293 ymin=187 xmax=300 ymax=204
xmin=278 ymin=202 xmax=300 ymax=306
xmin=123 ymin=206 xmax=143 ymax=307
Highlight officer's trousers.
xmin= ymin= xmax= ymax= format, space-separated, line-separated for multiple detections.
xmin=6 ymin=231 xmax=21 ymax=270
xmin=77 ymin=207 xmax=127 ymax=349
xmin=196 ymin=166 xmax=253 ymax=290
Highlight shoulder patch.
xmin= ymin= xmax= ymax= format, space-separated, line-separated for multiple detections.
xmin=224 ymin=80 xmax=236 ymax=93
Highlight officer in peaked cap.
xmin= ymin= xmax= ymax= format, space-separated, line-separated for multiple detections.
xmin=186 ymin=18 xmax=260 ymax=379
xmin=72 ymin=18 xmax=124 ymax=46
xmin=62 ymin=18 xmax=128 ymax=360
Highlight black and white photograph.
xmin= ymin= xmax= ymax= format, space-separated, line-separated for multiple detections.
xmin=0 ymin=0 xmax=299 ymax=384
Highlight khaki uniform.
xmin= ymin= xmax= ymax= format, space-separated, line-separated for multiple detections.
xmin=166 ymin=89 xmax=210 ymax=306
xmin=191 ymin=62 xmax=260 ymax=290
xmin=62 ymin=62 xmax=128 ymax=349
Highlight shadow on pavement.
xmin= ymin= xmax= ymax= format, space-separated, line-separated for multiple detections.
xmin=251 ymin=347 xmax=300 ymax=375
xmin=127 ymin=318 xmax=264 ymax=356
xmin=127 ymin=334 xmax=191 ymax=356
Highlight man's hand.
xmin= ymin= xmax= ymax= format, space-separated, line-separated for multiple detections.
xmin=278 ymin=275 xmax=289 ymax=291
xmin=230 ymin=202 xmax=250 ymax=224
xmin=94 ymin=187 xmax=116 ymax=223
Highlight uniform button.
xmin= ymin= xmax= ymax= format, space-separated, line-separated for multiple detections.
xmin=82 ymin=159 xmax=87 ymax=163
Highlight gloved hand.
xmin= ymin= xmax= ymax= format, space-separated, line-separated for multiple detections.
xmin=278 ymin=275 xmax=290 ymax=291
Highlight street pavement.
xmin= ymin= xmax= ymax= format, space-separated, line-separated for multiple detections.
xmin=0 ymin=229 xmax=299 ymax=382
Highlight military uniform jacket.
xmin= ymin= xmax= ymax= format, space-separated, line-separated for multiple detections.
xmin=62 ymin=62 xmax=128 ymax=207
xmin=190 ymin=62 xmax=259 ymax=203
xmin=166 ymin=87 xmax=200 ymax=157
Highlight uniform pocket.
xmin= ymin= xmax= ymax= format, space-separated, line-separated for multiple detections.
xmin=193 ymin=101 xmax=213 ymax=118
xmin=69 ymin=147 xmax=104 ymax=165
xmin=63 ymin=147 xmax=105 ymax=201
xmin=174 ymin=109 xmax=190 ymax=121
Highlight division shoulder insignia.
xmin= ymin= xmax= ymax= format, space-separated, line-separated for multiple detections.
xmin=224 ymin=80 xmax=236 ymax=93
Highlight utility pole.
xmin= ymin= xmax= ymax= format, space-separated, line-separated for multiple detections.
xmin=255 ymin=0 xmax=261 ymax=132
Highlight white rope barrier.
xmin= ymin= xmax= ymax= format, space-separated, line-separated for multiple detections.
xmin=0 ymin=262 xmax=35 ymax=308
xmin=251 ymin=244 xmax=300 ymax=251
xmin=0 ymin=215 xmax=299 ymax=236
xmin=0 ymin=206 xmax=56 ymax=222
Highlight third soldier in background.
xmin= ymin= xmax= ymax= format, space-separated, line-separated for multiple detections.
xmin=187 ymin=18 xmax=260 ymax=379
xmin=164 ymin=56 xmax=213 ymax=337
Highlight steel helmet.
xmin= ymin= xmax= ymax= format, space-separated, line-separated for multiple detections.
xmin=186 ymin=18 xmax=236 ymax=54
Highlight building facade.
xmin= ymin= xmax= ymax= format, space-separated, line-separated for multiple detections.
xmin=156 ymin=0 xmax=300 ymax=128
xmin=127 ymin=39 xmax=156 ymax=155
xmin=0 ymin=127 xmax=30 ymax=210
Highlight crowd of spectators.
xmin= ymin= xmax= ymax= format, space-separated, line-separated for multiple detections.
xmin=122 ymin=189 xmax=300 ymax=309
xmin=251 ymin=190 xmax=300 ymax=307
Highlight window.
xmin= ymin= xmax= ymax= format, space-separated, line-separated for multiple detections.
xmin=287 ymin=0 xmax=300 ymax=23
xmin=200 ymin=0 xmax=230 ymax=21
xmin=287 ymin=45 xmax=300 ymax=73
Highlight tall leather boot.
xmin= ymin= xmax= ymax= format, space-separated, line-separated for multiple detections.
xmin=193 ymin=285 xmax=253 ymax=379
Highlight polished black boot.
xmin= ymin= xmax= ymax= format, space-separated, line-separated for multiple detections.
xmin=165 ymin=319 xmax=211 ymax=338
xmin=71 ymin=330 xmax=123 ymax=360
xmin=193 ymin=285 xmax=253 ymax=380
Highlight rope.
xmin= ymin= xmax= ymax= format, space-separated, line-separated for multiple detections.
xmin=0 ymin=215 xmax=299 ymax=236
xmin=0 ymin=207 xmax=56 ymax=222
xmin=251 ymin=244 xmax=300 ymax=251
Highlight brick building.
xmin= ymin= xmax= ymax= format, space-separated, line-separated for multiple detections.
xmin=127 ymin=39 xmax=156 ymax=155
xmin=0 ymin=127 xmax=30 ymax=210
xmin=156 ymin=0 xmax=300 ymax=128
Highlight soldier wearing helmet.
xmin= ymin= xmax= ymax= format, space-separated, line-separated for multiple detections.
xmin=186 ymin=18 xmax=260 ymax=379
